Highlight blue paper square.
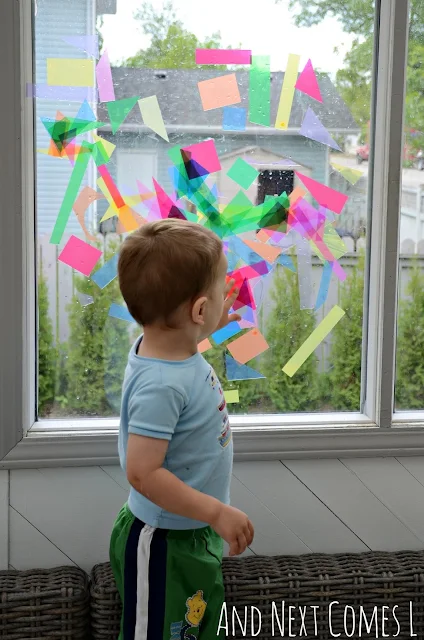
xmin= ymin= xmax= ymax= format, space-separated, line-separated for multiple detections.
xmin=223 ymin=107 xmax=247 ymax=131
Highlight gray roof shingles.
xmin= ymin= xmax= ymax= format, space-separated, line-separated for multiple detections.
xmin=97 ymin=67 xmax=358 ymax=132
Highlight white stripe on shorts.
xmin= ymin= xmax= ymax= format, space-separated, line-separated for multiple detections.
xmin=134 ymin=524 xmax=156 ymax=640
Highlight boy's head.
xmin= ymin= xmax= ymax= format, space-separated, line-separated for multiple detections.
xmin=118 ymin=219 xmax=228 ymax=335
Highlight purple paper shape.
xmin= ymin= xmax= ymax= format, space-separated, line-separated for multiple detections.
xmin=27 ymin=83 xmax=97 ymax=102
xmin=300 ymin=107 xmax=341 ymax=151
xmin=96 ymin=50 xmax=115 ymax=102
xmin=62 ymin=35 xmax=99 ymax=59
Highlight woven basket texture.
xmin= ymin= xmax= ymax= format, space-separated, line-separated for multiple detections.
xmin=90 ymin=550 xmax=424 ymax=640
xmin=0 ymin=566 xmax=90 ymax=640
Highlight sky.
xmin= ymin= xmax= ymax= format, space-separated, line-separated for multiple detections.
xmin=100 ymin=0 xmax=358 ymax=78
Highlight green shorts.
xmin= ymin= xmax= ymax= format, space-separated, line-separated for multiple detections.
xmin=109 ymin=503 xmax=225 ymax=640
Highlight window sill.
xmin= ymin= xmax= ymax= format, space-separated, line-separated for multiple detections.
xmin=3 ymin=418 xmax=424 ymax=468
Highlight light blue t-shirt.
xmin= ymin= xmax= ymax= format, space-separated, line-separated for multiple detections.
xmin=118 ymin=336 xmax=233 ymax=529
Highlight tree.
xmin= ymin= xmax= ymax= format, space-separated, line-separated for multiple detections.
xmin=262 ymin=264 xmax=320 ymax=412
xmin=396 ymin=264 xmax=424 ymax=409
xmin=38 ymin=266 xmax=57 ymax=416
xmin=326 ymin=253 xmax=364 ymax=410
xmin=286 ymin=0 xmax=424 ymax=132
xmin=65 ymin=241 xmax=132 ymax=416
xmin=124 ymin=1 xmax=225 ymax=69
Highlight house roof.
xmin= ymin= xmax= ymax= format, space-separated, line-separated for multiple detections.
xmin=99 ymin=67 xmax=359 ymax=133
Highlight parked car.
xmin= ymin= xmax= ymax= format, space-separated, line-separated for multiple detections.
xmin=356 ymin=144 xmax=369 ymax=164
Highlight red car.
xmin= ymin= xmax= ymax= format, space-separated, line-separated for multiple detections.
xmin=356 ymin=144 xmax=369 ymax=164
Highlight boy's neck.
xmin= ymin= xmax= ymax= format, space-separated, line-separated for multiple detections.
xmin=137 ymin=325 xmax=199 ymax=361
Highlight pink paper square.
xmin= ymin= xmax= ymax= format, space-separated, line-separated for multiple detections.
xmin=58 ymin=235 xmax=102 ymax=276
xmin=182 ymin=139 xmax=221 ymax=174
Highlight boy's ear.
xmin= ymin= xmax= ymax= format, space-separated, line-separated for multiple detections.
xmin=191 ymin=295 xmax=208 ymax=325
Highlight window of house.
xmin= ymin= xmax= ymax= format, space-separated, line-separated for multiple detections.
xmin=33 ymin=0 xmax=374 ymax=421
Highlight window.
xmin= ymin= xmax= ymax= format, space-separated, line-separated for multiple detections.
xmin=0 ymin=0 xmax=415 ymax=465
xmin=395 ymin=1 xmax=424 ymax=413
xmin=34 ymin=0 xmax=373 ymax=420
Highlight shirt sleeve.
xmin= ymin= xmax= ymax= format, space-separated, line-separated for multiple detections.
xmin=127 ymin=380 xmax=185 ymax=441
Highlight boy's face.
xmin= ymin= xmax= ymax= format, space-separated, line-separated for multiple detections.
xmin=198 ymin=251 xmax=228 ymax=339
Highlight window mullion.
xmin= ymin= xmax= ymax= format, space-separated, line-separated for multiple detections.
xmin=364 ymin=0 xmax=410 ymax=428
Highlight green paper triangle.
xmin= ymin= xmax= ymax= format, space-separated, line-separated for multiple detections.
xmin=107 ymin=97 xmax=139 ymax=134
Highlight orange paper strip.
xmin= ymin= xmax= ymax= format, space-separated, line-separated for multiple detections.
xmin=198 ymin=338 xmax=212 ymax=354
xmin=198 ymin=74 xmax=241 ymax=111
xmin=73 ymin=186 xmax=104 ymax=242
xmin=227 ymin=329 xmax=269 ymax=364
xmin=243 ymin=239 xmax=282 ymax=263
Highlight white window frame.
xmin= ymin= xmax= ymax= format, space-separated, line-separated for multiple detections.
xmin=1 ymin=0 xmax=420 ymax=470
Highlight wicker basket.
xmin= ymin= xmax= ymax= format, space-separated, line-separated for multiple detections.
xmin=0 ymin=566 xmax=90 ymax=640
xmin=90 ymin=550 xmax=424 ymax=640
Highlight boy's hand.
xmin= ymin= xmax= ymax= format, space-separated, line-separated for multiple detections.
xmin=215 ymin=278 xmax=242 ymax=331
xmin=210 ymin=504 xmax=254 ymax=556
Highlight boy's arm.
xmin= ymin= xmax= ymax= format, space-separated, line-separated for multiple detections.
xmin=127 ymin=434 xmax=221 ymax=525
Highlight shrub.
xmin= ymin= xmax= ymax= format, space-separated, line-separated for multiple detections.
xmin=38 ymin=267 xmax=57 ymax=416
xmin=396 ymin=263 xmax=424 ymax=409
xmin=326 ymin=253 xmax=365 ymax=410
xmin=65 ymin=240 xmax=132 ymax=415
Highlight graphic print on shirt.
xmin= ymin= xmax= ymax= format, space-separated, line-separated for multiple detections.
xmin=206 ymin=366 xmax=232 ymax=448
xmin=169 ymin=590 xmax=207 ymax=640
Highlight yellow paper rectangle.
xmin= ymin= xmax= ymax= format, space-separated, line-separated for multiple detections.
xmin=47 ymin=58 xmax=95 ymax=87
xmin=283 ymin=305 xmax=345 ymax=377
xmin=224 ymin=389 xmax=239 ymax=404
xmin=275 ymin=54 xmax=300 ymax=130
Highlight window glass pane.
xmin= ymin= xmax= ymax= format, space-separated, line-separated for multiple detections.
xmin=35 ymin=0 xmax=373 ymax=418
xmin=395 ymin=1 xmax=424 ymax=411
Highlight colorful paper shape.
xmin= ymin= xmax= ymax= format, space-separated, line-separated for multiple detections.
xmin=76 ymin=100 xmax=96 ymax=122
xmin=223 ymin=107 xmax=247 ymax=131
xmin=98 ymin=164 xmax=125 ymax=209
xmin=300 ymin=107 xmax=341 ymax=151
xmin=107 ymin=97 xmax=138 ymax=134
xmin=47 ymin=59 xmax=95 ymax=87
xmin=295 ymin=59 xmax=322 ymax=102
xmin=227 ymin=158 xmax=259 ymax=190
xmin=182 ymin=139 xmax=221 ymax=178
xmin=58 ymin=235 xmax=102 ymax=276
xmin=73 ymin=186 xmax=104 ymax=242
xmin=196 ymin=49 xmax=251 ymax=65
xmin=138 ymin=95 xmax=169 ymax=142
xmin=331 ymin=162 xmax=363 ymax=185
xmin=109 ymin=303 xmax=135 ymax=323
xmin=283 ymin=305 xmax=345 ymax=377
xmin=96 ymin=50 xmax=115 ymax=102
xmin=225 ymin=355 xmax=265 ymax=381
xmin=243 ymin=239 xmax=282 ymax=264
xmin=295 ymin=172 xmax=348 ymax=214
xmin=315 ymin=261 xmax=333 ymax=309
xmin=275 ymin=54 xmax=300 ymax=130
xmin=224 ymin=390 xmax=239 ymax=404
xmin=91 ymin=253 xmax=119 ymax=288
xmin=227 ymin=329 xmax=269 ymax=364
xmin=212 ymin=322 xmax=243 ymax=345
xmin=93 ymin=133 xmax=116 ymax=161
xmin=62 ymin=35 xmax=99 ymax=58
xmin=249 ymin=55 xmax=270 ymax=126
xmin=153 ymin=178 xmax=185 ymax=219
xmin=50 ymin=142 xmax=92 ymax=244
xmin=198 ymin=338 xmax=212 ymax=354
xmin=277 ymin=254 xmax=296 ymax=272
xmin=197 ymin=74 xmax=241 ymax=111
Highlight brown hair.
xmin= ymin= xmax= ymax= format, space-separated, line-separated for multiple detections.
xmin=117 ymin=219 xmax=223 ymax=326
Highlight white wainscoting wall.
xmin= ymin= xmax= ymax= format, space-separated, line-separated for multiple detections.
xmin=1 ymin=458 xmax=424 ymax=572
